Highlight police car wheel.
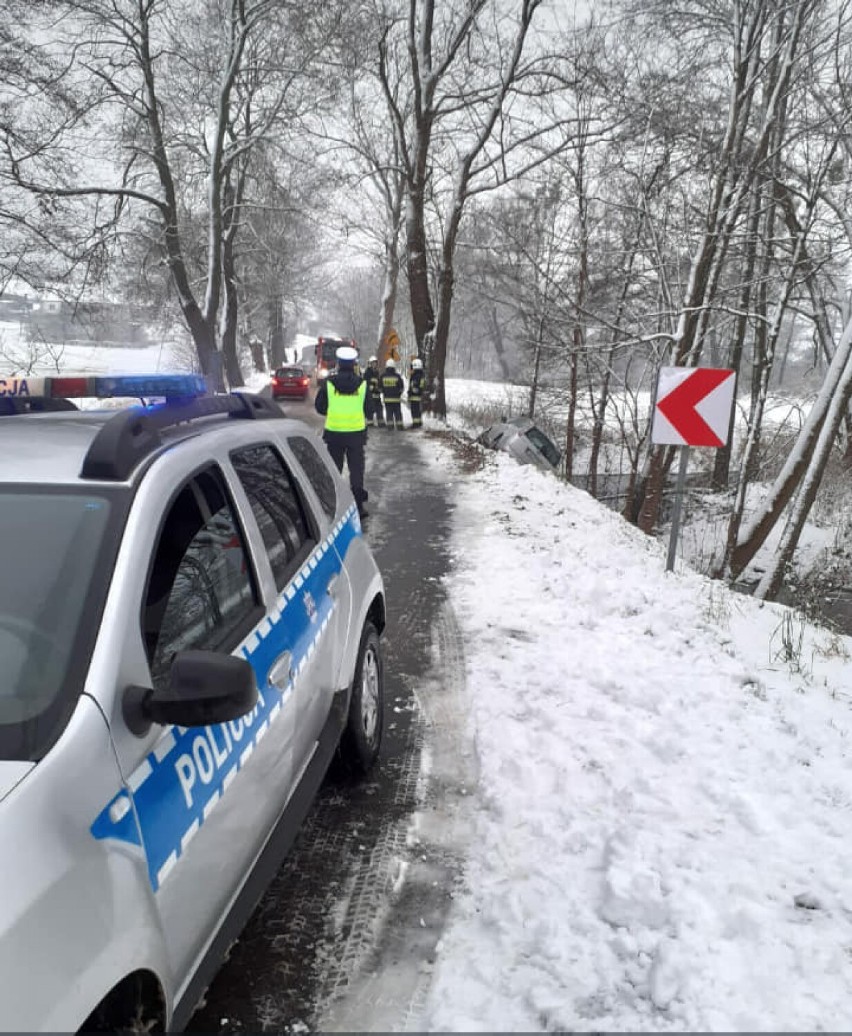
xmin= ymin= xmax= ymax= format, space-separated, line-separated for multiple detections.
xmin=339 ymin=621 xmax=383 ymax=776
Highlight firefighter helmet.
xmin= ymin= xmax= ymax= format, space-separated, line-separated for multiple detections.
xmin=385 ymin=358 xmax=396 ymax=368
xmin=369 ymin=355 xmax=378 ymax=363
xmin=412 ymin=358 xmax=423 ymax=369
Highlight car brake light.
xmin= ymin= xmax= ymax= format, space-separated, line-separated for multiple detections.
xmin=300 ymin=378 xmax=309 ymax=386
xmin=51 ymin=376 xmax=94 ymax=397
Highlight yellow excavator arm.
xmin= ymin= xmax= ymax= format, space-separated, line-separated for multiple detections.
xmin=378 ymin=328 xmax=402 ymax=367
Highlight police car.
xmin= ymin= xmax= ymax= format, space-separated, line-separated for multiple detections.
xmin=0 ymin=373 xmax=386 ymax=1031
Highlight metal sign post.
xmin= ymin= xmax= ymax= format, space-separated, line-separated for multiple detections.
xmin=666 ymin=446 xmax=690 ymax=573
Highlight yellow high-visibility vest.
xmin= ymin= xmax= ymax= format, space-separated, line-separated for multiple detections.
xmin=326 ymin=381 xmax=367 ymax=432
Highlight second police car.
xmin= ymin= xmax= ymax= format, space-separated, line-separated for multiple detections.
xmin=0 ymin=373 xmax=386 ymax=1031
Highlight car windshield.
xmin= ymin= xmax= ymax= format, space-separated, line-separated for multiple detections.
xmin=0 ymin=488 xmax=123 ymax=760
xmin=525 ymin=426 xmax=561 ymax=468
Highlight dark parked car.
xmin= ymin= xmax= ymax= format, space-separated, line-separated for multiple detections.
xmin=477 ymin=415 xmax=562 ymax=474
xmin=272 ymin=365 xmax=310 ymax=400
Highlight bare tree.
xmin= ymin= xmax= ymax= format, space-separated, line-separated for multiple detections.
xmin=1 ymin=0 xmax=339 ymax=386
xmin=623 ymin=0 xmax=820 ymax=533
xmin=375 ymin=0 xmax=580 ymax=417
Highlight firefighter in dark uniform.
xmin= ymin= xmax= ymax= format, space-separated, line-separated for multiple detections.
xmin=315 ymin=345 xmax=371 ymax=517
xmin=365 ymin=355 xmax=384 ymax=427
xmin=381 ymin=358 xmax=405 ymax=430
xmin=407 ymin=357 xmax=426 ymax=429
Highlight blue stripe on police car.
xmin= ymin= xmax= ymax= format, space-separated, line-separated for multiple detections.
xmin=92 ymin=504 xmax=361 ymax=891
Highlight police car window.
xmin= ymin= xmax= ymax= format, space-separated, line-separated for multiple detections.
xmin=231 ymin=444 xmax=314 ymax=591
xmin=287 ymin=435 xmax=337 ymax=520
xmin=0 ymin=492 xmax=111 ymax=727
xmin=144 ymin=467 xmax=258 ymax=692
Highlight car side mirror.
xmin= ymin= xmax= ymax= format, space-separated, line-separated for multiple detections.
xmin=124 ymin=649 xmax=258 ymax=734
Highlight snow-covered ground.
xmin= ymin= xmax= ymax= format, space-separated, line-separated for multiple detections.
xmin=0 ymin=324 xmax=187 ymax=378
xmin=412 ymin=428 xmax=852 ymax=1032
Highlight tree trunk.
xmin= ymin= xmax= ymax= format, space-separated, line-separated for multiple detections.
xmin=564 ymin=352 xmax=577 ymax=482
xmin=719 ymin=170 xmax=825 ymax=579
xmin=588 ymin=357 xmax=613 ymax=499
xmin=711 ymin=182 xmax=761 ymax=491
xmin=376 ymin=258 xmax=400 ymax=359
xmin=406 ymin=189 xmax=436 ymax=356
xmin=376 ymin=190 xmax=404 ymax=357
xmin=430 ymin=260 xmax=453 ymax=419
xmin=168 ymin=282 xmax=218 ymax=385
xmin=489 ymin=305 xmax=512 ymax=381
xmin=755 ymin=343 xmax=852 ymax=599
xmin=528 ymin=315 xmax=545 ymax=419
xmin=727 ymin=325 xmax=852 ymax=581
xmin=221 ymin=236 xmax=244 ymax=389
xmin=636 ymin=446 xmax=674 ymax=534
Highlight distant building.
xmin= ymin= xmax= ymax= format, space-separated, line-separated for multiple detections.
xmin=0 ymin=293 xmax=151 ymax=348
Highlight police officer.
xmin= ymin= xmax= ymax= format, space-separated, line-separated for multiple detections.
xmin=365 ymin=355 xmax=384 ymax=428
xmin=407 ymin=357 xmax=426 ymax=429
xmin=381 ymin=358 xmax=405 ymax=430
xmin=315 ymin=345 xmax=371 ymax=517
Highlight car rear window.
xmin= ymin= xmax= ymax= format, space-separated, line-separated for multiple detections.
xmin=525 ymin=426 xmax=561 ymax=468
xmin=0 ymin=487 xmax=126 ymax=760
xmin=275 ymin=367 xmax=304 ymax=378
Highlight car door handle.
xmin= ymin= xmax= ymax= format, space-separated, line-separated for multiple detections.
xmin=327 ymin=575 xmax=339 ymax=599
xmin=269 ymin=651 xmax=293 ymax=688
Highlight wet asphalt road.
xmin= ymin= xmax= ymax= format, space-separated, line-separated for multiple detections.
xmin=187 ymin=398 xmax=475 ymax=1032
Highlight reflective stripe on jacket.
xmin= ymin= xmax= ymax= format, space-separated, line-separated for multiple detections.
xmin=326 ymin=381 xmax=367 ymax=432
xmin=381 ymin=372 xmax=404 ymax=402
xmin=409 ymin=370 xmax=426 ymax=400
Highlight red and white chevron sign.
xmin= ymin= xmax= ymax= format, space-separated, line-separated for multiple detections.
xmin=652 ymin=367 xmax=736 ymax=447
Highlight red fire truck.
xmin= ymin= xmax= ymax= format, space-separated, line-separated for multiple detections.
xmin=315 ymin=335 xmax=359 ymax=381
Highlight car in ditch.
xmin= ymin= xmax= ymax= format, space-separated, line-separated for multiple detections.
xmin=0 ymin=372 xmax=386 ymax=1032
xmin=477 ymin=414 xmax=562 ymax=475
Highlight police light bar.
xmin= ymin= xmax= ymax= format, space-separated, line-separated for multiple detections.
xmin=0 ymin=373 xmax=209 ymax=401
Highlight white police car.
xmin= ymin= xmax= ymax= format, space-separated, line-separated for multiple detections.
xmin=0 ymin=373 xmax=386 ymax=1031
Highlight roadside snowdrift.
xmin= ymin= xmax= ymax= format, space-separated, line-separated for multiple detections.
xmin=418 ymin=438 xmax=852 ymax=1032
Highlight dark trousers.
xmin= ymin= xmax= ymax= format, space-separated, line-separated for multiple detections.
xmin=368 ymin=394 xmax=385 ymax=426
xmin=384 ymin=399 xmax=403 ymax=428
xmin=409 ymin=398 xmax=422 ymax=427
xmin=323 ymin=430 xmax=367 ymax=508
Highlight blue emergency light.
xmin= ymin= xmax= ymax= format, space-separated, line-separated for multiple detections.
xmin=95 ymin=374 xmax=209 ymax=399
xmin=0 ymin=373 xmax=209 ymax=401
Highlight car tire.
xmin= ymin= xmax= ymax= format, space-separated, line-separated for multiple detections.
xmin=338 ymin=621 xmax=383 ymax=776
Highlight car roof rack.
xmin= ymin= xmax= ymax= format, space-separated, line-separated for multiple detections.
xmin=81 ymin=391 xmax=285 ymax=481
xmin=0 ymin=396 xmax=79 ymax=414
